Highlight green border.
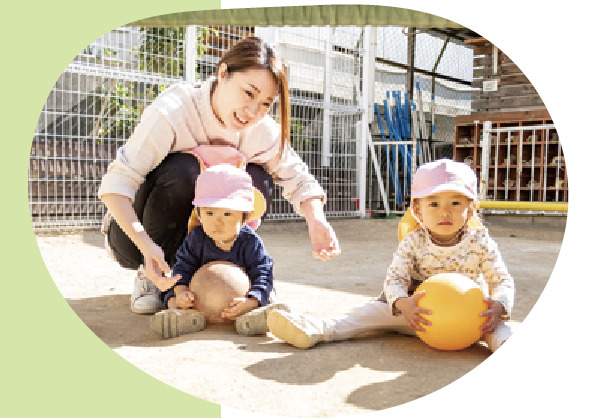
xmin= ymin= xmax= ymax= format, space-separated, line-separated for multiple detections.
xmin=129 ymin=4 xmax=466 ymax=27
xmin=3 ymin=2 xmax=221 ymax=417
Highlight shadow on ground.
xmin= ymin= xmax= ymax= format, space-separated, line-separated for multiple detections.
xmin=39 ymin=217 xmax=561 ymax=416
xmin=67 ymin=291 xmax=491 ymax=412
xmin=245 ymin=336 xmax=490 ymax=411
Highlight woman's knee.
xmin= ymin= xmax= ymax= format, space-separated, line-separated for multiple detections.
xmin=148 ymin=153 xmax=201 ymax=204
xmin=107 ymin=222 xmax=142 ymax=270
xmin=155 ymin=153 xmax=201 ymax=187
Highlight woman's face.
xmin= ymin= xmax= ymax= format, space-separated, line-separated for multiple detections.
xmin=212 ymin=64 xmax=279 ymax=132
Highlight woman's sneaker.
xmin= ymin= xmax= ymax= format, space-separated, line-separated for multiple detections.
xmin=235 ymin=303 xmax=290 ymax=336
xmin=131 ymin=268 xmax=164 ymax=314
xmin=150 ymin=309 xmax=206 ymax=339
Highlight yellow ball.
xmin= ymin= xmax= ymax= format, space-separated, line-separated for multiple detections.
xmin=414 ymin=273 xmax=487 ymax=350
xmin=189 ymin=261 xmax=250 ymax=324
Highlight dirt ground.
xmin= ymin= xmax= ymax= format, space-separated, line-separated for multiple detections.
xmin=35 ymin=217 xmax=562 ymax=417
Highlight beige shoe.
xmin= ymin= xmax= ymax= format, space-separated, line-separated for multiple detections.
xmin=235 ymin=303 xmax=290 ymax=336
xmin=267 ymin=310 xmax=324 ymax=349
xmin=150 ymin=309 xmax=206 ymax=339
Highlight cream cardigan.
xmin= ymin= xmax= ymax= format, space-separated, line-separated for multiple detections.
xmin=384 ymin=227 xmax=515 ymax=319
xmin=98 ymin=78 xmax=326 ymax=215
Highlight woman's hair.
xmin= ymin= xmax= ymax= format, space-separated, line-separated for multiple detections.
xmin=216 ymin=37 xmax=290 ymax=158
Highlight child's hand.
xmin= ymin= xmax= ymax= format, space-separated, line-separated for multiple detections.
xmin=174 ymin=289 xmax=195 ymax=309
xmin=480 ymin=298 xmax=503 ymax=334
xmin=394 ymin=292 xmax=432 ymax=332
xmin=221 ymin=297 xmax=260 ymax=321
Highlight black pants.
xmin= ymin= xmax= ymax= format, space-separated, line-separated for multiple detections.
xmin=107 ymin=152 xmax=274 ymax=270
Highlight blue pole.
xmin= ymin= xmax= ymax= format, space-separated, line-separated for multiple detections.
xmin=388 ymin=92 xmax=411 ymax=200
xmin=383 ymin=99 xmax=403 ymax=205
xmin=374 ymin=102 xmax=399 ymax=204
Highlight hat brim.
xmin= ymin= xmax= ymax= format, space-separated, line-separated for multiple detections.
xmin=192 ymin=188 xmax=266 ymax=221
xmin=413 ymin=183 xmax=477 ymax=201
xmin=249 ymin=189 xmax=266 ymax=221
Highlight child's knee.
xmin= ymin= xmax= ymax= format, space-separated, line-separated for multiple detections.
xmin=484 ymin=322 xmax=513 ymax=352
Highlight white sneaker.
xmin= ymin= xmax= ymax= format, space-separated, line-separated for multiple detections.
xmin=235 ymin=303 xmax=290 ymax=336
xmin=267 ymin=310 xmax=325 ymax=349
xmin=130 ymin=268 xmax=164 ymax=314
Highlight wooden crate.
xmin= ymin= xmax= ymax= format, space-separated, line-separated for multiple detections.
xmin=466 ymin=38 xmax=546 ymax=113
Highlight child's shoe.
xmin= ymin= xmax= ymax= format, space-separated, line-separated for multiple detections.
xmin=150 ymin=309 xmax=206 ymax=339
xmin=235 ymin=303 xmax=290 ymax=336
xmin=267 ymin=310 xmax=325 ymax=349
xmin=131 ymin=267 xmax=164 ymax=314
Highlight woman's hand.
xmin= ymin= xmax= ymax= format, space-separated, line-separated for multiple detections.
xmin=307 ymin=218 xmax=341 ymax=261
xmin=301 ymin=198 xmax=341 ymax=261
xmin=394 ymin=292 xmax=432 ymax=332
xmin=480 ymin=298 xmax=504 ymax=334
xmin=221 ymin=297 xmax=260 ymax=321
xmin=140 ymin=239 xmax=178 ymax=291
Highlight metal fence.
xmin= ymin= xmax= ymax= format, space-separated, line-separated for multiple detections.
xmin=368 ymin=27 xmax=473 ymax=214
xmin=30 ymin=24 xmax=473 ymax=231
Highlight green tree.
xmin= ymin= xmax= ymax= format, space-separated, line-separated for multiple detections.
xmin=96 ymin=26 xmax=218 ymax=141
xmin=135 ymin=26 xmax=218 ymax=77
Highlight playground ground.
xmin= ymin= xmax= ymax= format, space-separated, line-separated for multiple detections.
xmin=35 ymin=216 xmax=563 ymax=417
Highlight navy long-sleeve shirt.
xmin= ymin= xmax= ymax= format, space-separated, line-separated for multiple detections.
xmin=161 ymin=225 xmax=274 ymax=307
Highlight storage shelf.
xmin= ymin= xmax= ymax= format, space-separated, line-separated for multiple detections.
xmin=454 ymin=110 xmax=567 ymax=204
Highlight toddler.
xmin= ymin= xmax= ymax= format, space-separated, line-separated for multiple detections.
xmin=150 ymin=164 xmax=287 ymax=338
xmin=267 ymin=159 xmax=514 ymax=352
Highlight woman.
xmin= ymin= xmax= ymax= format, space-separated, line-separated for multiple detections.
xmin=99 ymin=37 xmax=341 ymax=314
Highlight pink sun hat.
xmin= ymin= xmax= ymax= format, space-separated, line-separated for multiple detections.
xmin=412 ymin=159 xmax=478 ymax=201
xmin=192 ymin=164 xmax=265 ymax=221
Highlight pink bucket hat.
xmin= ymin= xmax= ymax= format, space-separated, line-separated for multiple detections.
xmin=192 ymin=164 xmax=265 ymax=221
xmin=412 ymin=159 xmax=478 ymax=201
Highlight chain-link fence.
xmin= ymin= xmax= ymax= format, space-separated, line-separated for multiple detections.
xmin=30 ymin=24 xmax=473 ymax=231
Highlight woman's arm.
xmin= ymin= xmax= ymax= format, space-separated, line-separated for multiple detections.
xmin=242 ymin=118 xmax=340 ymax=260
xmin=300 ymin=197 xmax=341 ymax=261
xmin=101 ymin=193 xmax=177 ymax=291
xmin=98 ymin=90 xmax=185 ymax=289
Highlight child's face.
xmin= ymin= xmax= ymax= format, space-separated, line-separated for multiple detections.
xmin=414 ymin=191 xmax=475 ymax=242
xmin=199 ymin=207 xmax=245 ymax=244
